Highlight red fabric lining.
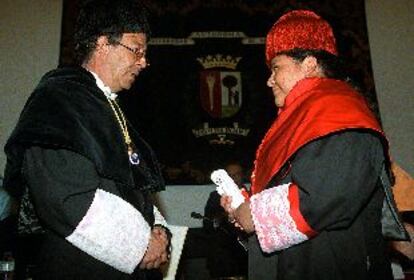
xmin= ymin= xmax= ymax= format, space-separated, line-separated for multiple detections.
xmin=288 ymin=183 xmax=317 ymax=237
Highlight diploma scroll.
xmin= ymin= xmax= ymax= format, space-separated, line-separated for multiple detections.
xmin=210 ymin=169 xmax=245 ymax=209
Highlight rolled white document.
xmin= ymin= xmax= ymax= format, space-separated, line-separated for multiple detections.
xmin=210 ymin=169 xmax=245 ymax=209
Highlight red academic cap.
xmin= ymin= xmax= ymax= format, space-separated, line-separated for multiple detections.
xmin=265 ymin=10 xmax=338 ymax=65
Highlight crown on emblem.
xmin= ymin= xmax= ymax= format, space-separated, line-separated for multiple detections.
xmin=197 ymin=54 xmax=241 ymax=70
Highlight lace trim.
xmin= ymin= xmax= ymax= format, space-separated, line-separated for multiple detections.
xmin=250 ymin=183 xmax=308 ymax=253
xmin=66 ymin=189 xmax=151 ymax=274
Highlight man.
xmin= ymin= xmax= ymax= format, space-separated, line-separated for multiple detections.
xmin=221 ymin=10 xmax=408 ymax=280
xmin=3 ymin=0 xmax=170 ymax=279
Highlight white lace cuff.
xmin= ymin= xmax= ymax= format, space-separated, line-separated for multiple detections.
xmin=250 ymin=183 xmax=309 ymax=253
xmin=66 ymin=189 xmax=151 ymax=274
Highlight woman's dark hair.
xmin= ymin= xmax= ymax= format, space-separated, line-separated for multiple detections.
xmin=73 ymin=0 xmax=151 ymax=64
xmin=278 ymin=48 xmax=354 ymax=85
xmin=279 ymin=48 xmax=381 ymax=118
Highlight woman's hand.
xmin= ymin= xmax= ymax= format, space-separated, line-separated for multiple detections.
xmin=220 ymin=195 xmax=255 ymax=234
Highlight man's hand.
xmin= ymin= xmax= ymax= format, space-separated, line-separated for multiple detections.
xmin=139 ymin=227 xmax=170 ymax=269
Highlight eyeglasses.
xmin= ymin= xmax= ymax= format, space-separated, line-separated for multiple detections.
xmin=115 ymin=41 xmax=147 ymax=60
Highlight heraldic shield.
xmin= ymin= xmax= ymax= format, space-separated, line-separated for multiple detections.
xmin=199 ymin=70 xmax=242 ymax=119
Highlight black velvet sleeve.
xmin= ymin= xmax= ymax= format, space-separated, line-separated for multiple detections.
xmin=22 ymin=147 xmax=120 ymax=237
xmin=290 ymin=130 xmax=385 ymax=232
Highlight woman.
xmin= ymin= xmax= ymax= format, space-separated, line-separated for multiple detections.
xmin=221 ymin=10 xmax=407 ymax=280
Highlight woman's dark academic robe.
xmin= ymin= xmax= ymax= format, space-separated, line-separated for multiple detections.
xmin=248 ymin=78 xmax=408 ymax=280
xmin=249 ymin=131 xmax=394 ymax=280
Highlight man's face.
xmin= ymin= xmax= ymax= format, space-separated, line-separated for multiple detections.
xmin=266 ymin=54 xmax=306 ymax=108
xmin=105 ymin=33 xmax=148 ymax=92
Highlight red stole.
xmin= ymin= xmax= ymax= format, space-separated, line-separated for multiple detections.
xmin=251 ymin=77 xmax=385 ymax=194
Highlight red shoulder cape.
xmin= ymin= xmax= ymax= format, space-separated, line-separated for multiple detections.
xmin=251 ymin=78 xmax=385 ymax=194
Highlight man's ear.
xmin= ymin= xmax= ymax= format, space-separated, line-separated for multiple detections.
xmin=302 ymin=56 xmax=319 ymax=76
xmin=96 ymin=36 xmax=110 ymax=53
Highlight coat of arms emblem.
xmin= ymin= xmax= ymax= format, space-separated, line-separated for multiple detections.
xmin=198 ymin=55 xmax=242 ymax=118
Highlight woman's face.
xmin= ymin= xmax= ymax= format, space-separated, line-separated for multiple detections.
xmin=266 ymin=54 xmax=307 ymax=108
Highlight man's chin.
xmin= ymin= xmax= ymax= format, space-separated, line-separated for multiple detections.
xmin=121 ymin=83 xmax=134 ymax=92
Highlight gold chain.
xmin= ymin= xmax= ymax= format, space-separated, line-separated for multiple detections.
xmin=105 ymin=96 xmax=132 ymax=148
